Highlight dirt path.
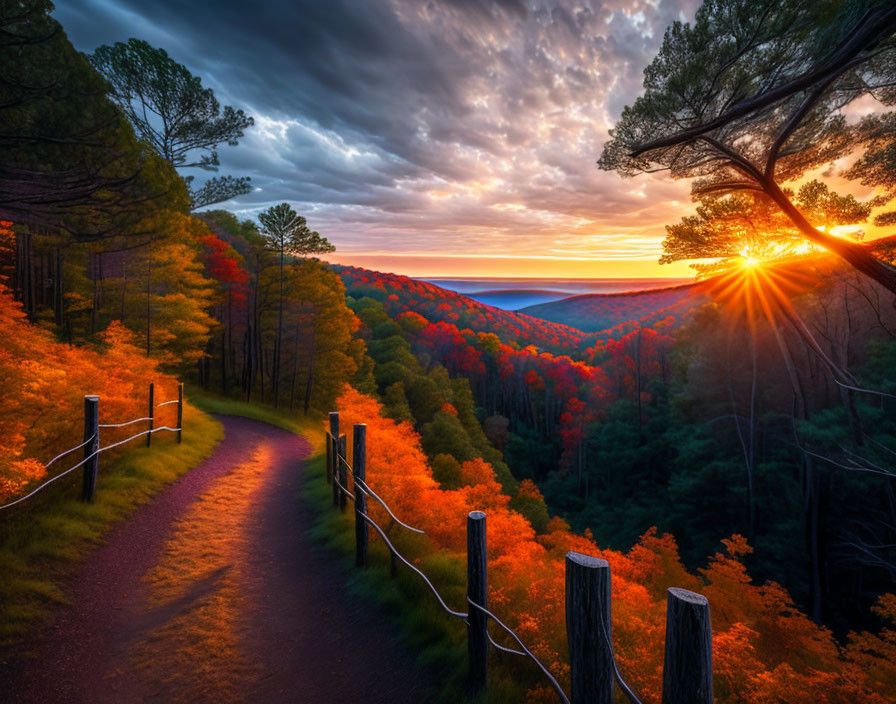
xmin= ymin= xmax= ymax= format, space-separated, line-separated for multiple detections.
xmin=6 ymin=415 xmax=436 ymax=703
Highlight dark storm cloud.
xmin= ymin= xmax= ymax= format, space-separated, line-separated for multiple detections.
xmin=55 ymin=0 xmax=701 ymax=260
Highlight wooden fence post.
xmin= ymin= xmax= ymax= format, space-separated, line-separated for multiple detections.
xmin=467 ymin=510 xmax=487 ymax=693
xmin=330 ymin=412 xmax=340 ymax=506
xmin=326 ymin=432 xmax=332 ymax=484
xmin=81 ymin=395 xmax=99 ymax=502
xmin=390 ymin=549 xmax=398 ymax=578
xmin=146 ymin=382 xmax=154 ymax=447
xmin=662 ymin=588 xmax=713 ymax=704
xmin=327 ymin=412 xmax=338 ymax=486
xmin=354 ymin=424 xmax=367 ymax=568
xmin=337 ymin=433 xmax=347 ymax=513
xmin=176 ymin=382 xmax=183 ymax=443
xmin=566 ymin=552 xmax=614 ymax=704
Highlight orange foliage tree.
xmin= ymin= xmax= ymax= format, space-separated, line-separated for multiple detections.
xmin=0 ymin=280 xmax=179 ymax=501
xmin=332 ymin=386 xmax=896 ymax=704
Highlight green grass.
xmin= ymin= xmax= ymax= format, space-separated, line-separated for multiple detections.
xmin=301 ymin=440 xmax=533 ymax=703
xmin=18 ymin=386 xmax=536 ymax=701
xmin=187 ymin=385 xmax=326 ymax=454
xmin=0 ymin=400 xmax=223 ymax=656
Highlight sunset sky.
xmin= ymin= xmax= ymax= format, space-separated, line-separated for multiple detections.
xmin=55 ymin=0 xmax=887 ymax=279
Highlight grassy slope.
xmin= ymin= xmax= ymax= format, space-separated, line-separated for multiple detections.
xmin=0 ymin=400 xmax=223 ymax=654
xmin=191 ymin=389 xmax=525 ymax=703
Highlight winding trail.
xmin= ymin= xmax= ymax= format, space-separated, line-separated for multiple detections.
xmin=6 ymin=415 xmax=435 ymax=703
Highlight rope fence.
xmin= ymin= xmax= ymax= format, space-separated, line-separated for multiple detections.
xmin=98 ymin=416 xmax=153 ymax=429
xmin=0 ymin=383 xmax=185 ymax=511
xmin=324 ymin=411 xmax=715 ymax=704
xmin=42 ymin=434 xmax=96 ymax=470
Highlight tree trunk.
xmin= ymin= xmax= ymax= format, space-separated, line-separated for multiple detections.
xmin=220 ymin=328 xmax=228 ymax=393
xmin=145 ymin=235 xmax=152 ymax=356
xmin=54 ymin=247 xmax=63 ymax=327
xmin=227 ymin=287 xmax=234 ymax=386
xmin=289 ymin=322 xmax=300 ymax=412
xmin=747 ymin=330 xmax=757 ymax=544
xmin=274 ymin=247 xmax=284 ymax=407
xmin=26 ymin=231 xmax=34 ymax=317
xmin=120 ymin=259 xmax=127 ymax=320
xmin=303 ymin=322 xmax=316 ymax=415
xmin=635 ymin=328 xmax=643 ymax=434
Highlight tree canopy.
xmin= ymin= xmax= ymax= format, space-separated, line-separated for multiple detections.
xmin=662 ymin=181 xmax=872 ymax=275
xmin=599 ymin=0 xmax=896 ymax=292
xmin=90 ymin=38 xmax=254 ymax=210
xmin=0 ymin=2 xmax=187 ymax=236
xmin=258 ymin=203 xmax=334 ymax=258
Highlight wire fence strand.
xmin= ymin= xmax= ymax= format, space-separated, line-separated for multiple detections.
xmin=350 ymin=470 xmax=425 ymax=535
xmin=98 ymin=416 xmax=152 ymax=429
xmin=0 ymin=446 xmax=99 ymax=510
xmin=156 ymin=399 xmax=180 ymax=407
xmin=466 ymin=596 xmax=570 ymax=704
xmin=598 ymin=604 xmax=643 ymax=704
xmin=487 ymin=629 xmax=527 ymax=656
xmin=333 ymin=471 xmax=355 ymax=502
xmin=97 ymin=426 xmax=181 ymax=454
xmin=359 ymin=510 xmax=468 ymax=619
xmin=42 ymin=434 xmax=97 ymax=470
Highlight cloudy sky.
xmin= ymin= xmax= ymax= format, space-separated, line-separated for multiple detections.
xmin=56 ymin=0 xmax=713 ymax=277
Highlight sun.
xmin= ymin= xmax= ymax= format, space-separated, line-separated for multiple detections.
xmin=738 ymin=247 xmax=763 ymax=269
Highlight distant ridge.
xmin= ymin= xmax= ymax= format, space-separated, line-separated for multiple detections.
xmin=520 ymin=281 xmax=705 ymax=333
xmin=469 ymin=288 xmax=571 ymax=296
xmin=333 ymin=264 xmax=590 ymax=353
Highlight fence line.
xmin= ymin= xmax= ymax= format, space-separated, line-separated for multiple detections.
xmin=0 ymin=383 xmax=185 ymax=511
xmin=325 ymin=412 xmax=715 ymax=704
xmin=357 ymin=511 xmax=469 ymax=619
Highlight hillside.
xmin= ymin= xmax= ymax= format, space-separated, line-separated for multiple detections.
xmin=520 ymin=281 xmax=705 ymax=332
xmin=333 ymin=265 xmax=589 ymax=354
xmin=334 ymin=264 xmax=716 ymax=358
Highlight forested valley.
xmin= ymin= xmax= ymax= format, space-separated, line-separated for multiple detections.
xmin=3 ymin=1 xmax=896 ymax=702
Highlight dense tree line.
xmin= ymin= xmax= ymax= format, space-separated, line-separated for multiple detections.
xmin=338 ymin=256 xmax=896 ymax=635
xmin=0 ymin=2 xmax=368 ymax=455
xmin=334 ymin=384 xmax=896 ymax=704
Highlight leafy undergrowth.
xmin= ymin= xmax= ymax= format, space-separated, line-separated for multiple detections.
xmin=0 ymin=400 xmax=223 ymax=654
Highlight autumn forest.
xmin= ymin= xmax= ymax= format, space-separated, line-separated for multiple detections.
xmin=3 ymin=1 xmax=896 ymax=703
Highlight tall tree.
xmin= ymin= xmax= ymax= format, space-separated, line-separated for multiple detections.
xmin=0 ymin=2 xmax=186 ymax=235
xmin=599 ymin=0 xmax=896 ymax=293
xmin=90 ymin=38 xmax=254 ymax=210
xmin=257 ymin=203 xmax=334 ymax=405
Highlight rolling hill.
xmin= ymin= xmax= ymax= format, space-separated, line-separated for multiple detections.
xmin=520 ymin=282 xmax=705 ymax=333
